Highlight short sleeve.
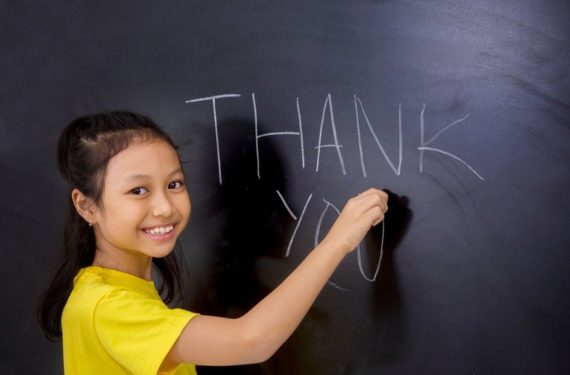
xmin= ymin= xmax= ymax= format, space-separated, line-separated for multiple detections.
xmin=93 ymin=288 xmax=198 ymax=375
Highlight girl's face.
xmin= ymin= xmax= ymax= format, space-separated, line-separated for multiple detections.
xmin=91 ymin=139 xmax=190 ymax=262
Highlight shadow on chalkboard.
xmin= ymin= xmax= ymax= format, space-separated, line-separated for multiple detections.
xmin=366 ymin=190 xmax=413 ymax=367
xmin=192 ymin=117 xmax=413 ymax=373
xmin=195 ymin=118 xmax=291 ymax=375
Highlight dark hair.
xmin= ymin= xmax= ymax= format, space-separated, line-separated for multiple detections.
xmin=36 ymin=111 xmax=188 ymax=342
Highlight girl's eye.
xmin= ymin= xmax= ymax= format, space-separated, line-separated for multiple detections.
xmin=168 ymin=180 xmax=185 ymax=190
xmin=130 ymin=187 xmax=148 ymax=195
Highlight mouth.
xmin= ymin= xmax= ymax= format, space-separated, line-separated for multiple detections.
xmin=141 ymin=224 xmax=177 ymax=240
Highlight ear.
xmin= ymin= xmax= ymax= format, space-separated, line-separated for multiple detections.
xmin=71 ymin=188 xmax=99 ymax=226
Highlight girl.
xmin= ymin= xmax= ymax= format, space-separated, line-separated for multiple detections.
xmin=37 ymin=111 xmax=388 ymax=374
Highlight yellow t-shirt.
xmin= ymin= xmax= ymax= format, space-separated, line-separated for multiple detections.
xmin=62 ymin=265 xmax=199 ymax=375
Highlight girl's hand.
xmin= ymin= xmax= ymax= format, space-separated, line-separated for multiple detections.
xmin=321 ymin=188 xmax=388 ymax=254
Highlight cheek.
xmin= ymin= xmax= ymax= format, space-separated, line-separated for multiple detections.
xmin=183 ymin=195 xmax=192 ymax=218
xmin=177 ymin=194 xmax=191 ymax=221
xmin=102 ymin=203 xmax=146 ymax=229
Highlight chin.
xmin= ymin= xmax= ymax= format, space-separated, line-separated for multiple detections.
xmin=149 ymin=245 xmax=177 ymax=259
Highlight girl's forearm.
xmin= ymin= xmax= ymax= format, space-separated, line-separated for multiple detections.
xmin=239 ymin=239 xmax=346 ymax=361
xmin=166 ymin=189 xmax=387 ymax=366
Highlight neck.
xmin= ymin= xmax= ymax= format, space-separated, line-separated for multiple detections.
xmin=92 ymin=248 xmax=153 ymax=281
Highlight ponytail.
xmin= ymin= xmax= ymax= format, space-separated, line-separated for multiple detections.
xmin=36 ymin=198 xmax=96 ymax=341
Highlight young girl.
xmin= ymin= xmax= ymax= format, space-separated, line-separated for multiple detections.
xmin=37 ymin=111 xmax=388 ymax=374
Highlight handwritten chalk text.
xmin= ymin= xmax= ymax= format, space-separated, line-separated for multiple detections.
xmin=186 ymin=93 xmax=484 ymax=184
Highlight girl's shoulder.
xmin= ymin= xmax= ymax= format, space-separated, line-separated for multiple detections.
xmin=63 ymin=267 xmax=121 ymax=320
xmin=65 ymin=265 xmax=169 ymax=318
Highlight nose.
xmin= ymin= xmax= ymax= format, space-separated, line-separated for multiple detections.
xmin=151 ymin=191 xmax=174 ymax=218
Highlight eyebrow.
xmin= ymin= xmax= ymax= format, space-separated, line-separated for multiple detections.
xmin=125 ymin=168 xmax=184 ymax=181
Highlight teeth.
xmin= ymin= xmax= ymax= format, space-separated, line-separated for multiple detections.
xmin=144 ymin=225 xmax=174 ymax=235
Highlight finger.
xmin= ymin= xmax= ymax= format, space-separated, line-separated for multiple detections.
xmin=380 ymin=196 xmax=388 ymax=213
xmin=378 ymin=191 xmax=389 ymax=211
xmin=366 ymin=206 xmax=385 ymax=227
xmin=348 ymin=189 xmax=388 ymax=216
xmin=357 ymin=187 xmax=383 ymax=198
xmin=369 ymin=193 xmax=388 ymax=219
xmin=357 ymin=188 xmax=389 ymax=205
xmin=361 ymin=190 xmax=388 ymax=211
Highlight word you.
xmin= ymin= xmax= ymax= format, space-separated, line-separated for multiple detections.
xmin=186 ymin=93 xmax=484 ymax=184
xmin=276 ymin=190 xmax=384 ymax=289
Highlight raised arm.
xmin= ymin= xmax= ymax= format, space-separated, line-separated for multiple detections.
xmin=162 ymin=188 xmax=388 ymax=367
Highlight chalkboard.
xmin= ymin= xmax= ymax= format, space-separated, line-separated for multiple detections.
xmin=1 ymin=1 xmax=569 ymax=374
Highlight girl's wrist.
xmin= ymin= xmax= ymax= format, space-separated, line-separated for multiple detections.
xmin=317 ymin=236 xmax=351 ymax=259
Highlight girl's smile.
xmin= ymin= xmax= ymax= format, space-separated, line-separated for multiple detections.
xmin=142 ymin=223 xmax=177 ymax=240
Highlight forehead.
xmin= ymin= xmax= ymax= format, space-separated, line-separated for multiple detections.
xmin=105 ymin=139 xmax=181 ymax=181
